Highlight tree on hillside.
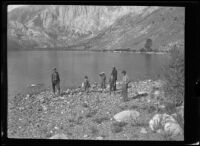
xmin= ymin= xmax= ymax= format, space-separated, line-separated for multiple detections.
xmin=144 ymin=38 xmax=153 ymax=51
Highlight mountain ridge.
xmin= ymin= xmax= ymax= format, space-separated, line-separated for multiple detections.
xmin=7 ymin=6 xmax=184 ymax=51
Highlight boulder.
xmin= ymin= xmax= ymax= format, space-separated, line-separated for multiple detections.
xmin=161 ymin=113 xmax=177 ymax=127
xmin=49 ymin=133 xmax=68 ymax=139
xmin=164 ymin=122 xmax=183 ymax=136
xmin=149 ymin=114 xmax=162 ymax=131
xmin=149 ymin=113 xmax=183 ymax=137
xmin=113 ymin=110 xmax=140 ymax=123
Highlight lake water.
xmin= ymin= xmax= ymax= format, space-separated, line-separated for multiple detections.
xmin=8 ymin=51 xmax=170 ymax=95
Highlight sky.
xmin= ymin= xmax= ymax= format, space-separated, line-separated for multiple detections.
xmin=7 ymin=5 xmax=26 ymax=12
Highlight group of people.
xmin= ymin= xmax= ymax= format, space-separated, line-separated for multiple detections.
xmin=51 ymin=66 xmax=130 ymax=102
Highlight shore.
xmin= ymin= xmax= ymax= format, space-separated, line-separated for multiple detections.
xmin=8 ymin=79 xmax=184 ymax=140
xmin=8 ymin=48 xmax=169 ymax=54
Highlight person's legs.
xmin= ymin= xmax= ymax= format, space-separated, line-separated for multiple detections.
xmin=124 ymin=84 xmax=128 ymax=101
xmin=101 ymin=82 xmax=103 ymax=92
xmin=113 ymin=82 xmax=115 ymax=94
xmin=122 ymin=84 xmax=128 ymax=102
xmin=52 ymin=83 xmax=55 ymax=95
xmin=109 ymin=84 xmax=112 ymax=95
xmin=56 ymin=82 xmax=60 ymax=95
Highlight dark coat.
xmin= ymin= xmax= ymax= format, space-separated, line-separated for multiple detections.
xmin=111 ymin=68 xmax=117 ymax=81
xmin=52 ymin=71 xmax=60 ymax=84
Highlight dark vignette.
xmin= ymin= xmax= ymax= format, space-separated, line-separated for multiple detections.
xmin=1 ymin=1 xmax=200 ymax=146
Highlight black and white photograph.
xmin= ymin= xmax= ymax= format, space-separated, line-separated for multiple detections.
xmin=6 ymin=5 xmax=186 ymax=141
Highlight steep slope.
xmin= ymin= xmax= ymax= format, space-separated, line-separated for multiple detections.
xmin=7 ymin=6 xmax=184 ymax=51
xmin=86 ymin=7 xmax=184 ymax=51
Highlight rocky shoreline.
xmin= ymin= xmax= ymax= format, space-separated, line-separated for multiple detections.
xmin=8 ymin=79 xmax=184 ymax=140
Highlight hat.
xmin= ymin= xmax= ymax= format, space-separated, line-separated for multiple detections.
xmin=99 ymin=72 xmax=105 ymax=75
xmin=122 ymin=70 xmax=126 ymax=74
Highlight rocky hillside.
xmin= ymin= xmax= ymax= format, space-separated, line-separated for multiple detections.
xmin=7 ymin=6 xmax=184 ymax=51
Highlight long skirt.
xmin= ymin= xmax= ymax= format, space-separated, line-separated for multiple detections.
xmin=113 ymin=80 xmax=117 ymax=91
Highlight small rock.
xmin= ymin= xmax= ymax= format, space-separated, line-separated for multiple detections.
xmin=96 ymin=136 xmax=103 ymax=140
xmin=19 ymin=107 xmax=24 ymax=110
xmin=140 ymin=128 xmax=147 ymax=134
xmin=59 ymin=96 xmax=65 ymax=100
xmin=42 ymin=105 xmax=47 ymax=111
xmin=158 ymin=105 xmax=165 ymax=109
xmin=138 ymin=91 xmax=148 ymax=95
xmin=26 ymin=94 xmax=30 ymax=98
xmin=49 ymin=133 xmax=68 ymax=139
xmin=154 ymin=90 xmax=160 ymax=96
xmin=54 ymin=126 xmax=59 ymax=130
xmin=30 ymin=84 xmax=36 ymax=87
xmin=83 ymin=134 xmax=88 ymax=138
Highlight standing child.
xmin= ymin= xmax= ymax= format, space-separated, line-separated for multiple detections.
xmin=121 ymin=70 xmax=129 ymax=102
xmin=83 ymin=76 xmax=90 ymax=93
xmin=99 ymin=72 xmax=106 ymax=91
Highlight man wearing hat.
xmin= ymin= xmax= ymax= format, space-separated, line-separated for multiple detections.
xmin=51 ymin=68 xmax=60 ymax=96
xmin=121 ymin=70 xmax=129 ymax=102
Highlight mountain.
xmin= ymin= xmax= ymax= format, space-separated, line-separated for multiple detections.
xmin=7 ymin=5 xmax=184 ymax=51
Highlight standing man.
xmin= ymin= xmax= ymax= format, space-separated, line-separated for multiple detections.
xmin=111 ymin=66 xmax=118 ymax=92
xmin=121 ymin=70 xmax=129 ymax=102
xmin=51 ymin=68 xmax=60 ymax=96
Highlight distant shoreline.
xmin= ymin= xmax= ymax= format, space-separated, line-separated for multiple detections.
xmin=8 ymin=49 xmax=169 ymax=54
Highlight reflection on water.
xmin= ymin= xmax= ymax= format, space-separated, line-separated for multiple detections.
xmin=8 ymin=51 xmax=170 ymax=95
xmin=144 ymin=54 xmax=152 ymax=77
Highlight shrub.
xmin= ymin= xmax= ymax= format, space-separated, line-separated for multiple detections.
xmin=145 ymin=38 xmax=153 ymax=51
xmin=162 ymin=44 xmax=184 ymax=106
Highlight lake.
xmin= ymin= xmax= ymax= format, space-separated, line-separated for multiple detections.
xmin=7 ymin=51 xmax=170 ymax=95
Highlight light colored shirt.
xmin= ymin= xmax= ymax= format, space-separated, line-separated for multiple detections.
xmin=122 ymin=75 xmax=129 ymax=85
